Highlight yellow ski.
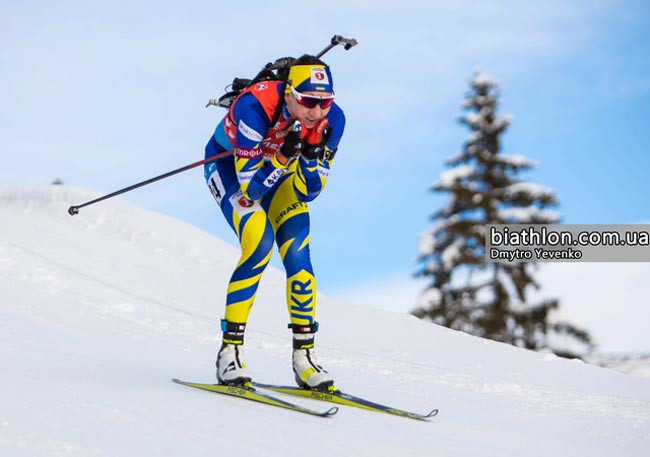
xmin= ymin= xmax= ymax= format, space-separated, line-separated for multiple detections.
xmin=172 ymin=379 xmax=338 ymax=417
xmin=253 ymin=382 xmax=438 ymax=421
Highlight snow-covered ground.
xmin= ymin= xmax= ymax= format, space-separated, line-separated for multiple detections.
xmin=1 ymin=187 xmax=649 ymax=457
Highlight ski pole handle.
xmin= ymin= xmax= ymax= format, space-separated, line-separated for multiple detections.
xmin=315 ymin=35 xmax=358 ymax=59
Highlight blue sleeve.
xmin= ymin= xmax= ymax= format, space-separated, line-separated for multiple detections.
xmin=323 ymin=102 xmax=346 ymax=153
xmin=293 ymin=104 xmax=345 ymax=202
xmin=230 ymin=93 xmax=288 ymax=201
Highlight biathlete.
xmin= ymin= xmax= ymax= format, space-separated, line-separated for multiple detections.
xmin=204 ymin=54 xmax=346 ymax=390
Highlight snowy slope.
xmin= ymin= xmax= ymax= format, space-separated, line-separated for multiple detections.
xmin=1 ymin=187 xmax=649 ymax=457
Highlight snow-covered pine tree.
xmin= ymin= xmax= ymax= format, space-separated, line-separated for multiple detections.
xmin=413 ymin=69 xmax=592 ymax=358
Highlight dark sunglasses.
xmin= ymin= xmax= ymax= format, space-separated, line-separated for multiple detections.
xmin=290 ymin=86 xmax=335 ymax=109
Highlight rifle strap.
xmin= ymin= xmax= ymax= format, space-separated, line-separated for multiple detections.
xmin=269 ymin=81 xmax=288 ymax=128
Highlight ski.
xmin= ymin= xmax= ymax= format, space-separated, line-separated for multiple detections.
xmin=252 ymin=382 xmax=438 ymax=421
xmin=172 ymin=379 xmax=338 ymax=417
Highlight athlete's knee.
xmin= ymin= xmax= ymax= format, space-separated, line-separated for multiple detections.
xmin=241 ymin=218 xmax=274 ymax=256
xmin=280 ymin=233 xmax=312 ymax=274
xmin=235 ymin=217 xmax=275 ymax=279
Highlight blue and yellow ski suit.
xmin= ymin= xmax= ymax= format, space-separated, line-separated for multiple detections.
xmin=204 ymin=81 xmax=345 ymax=327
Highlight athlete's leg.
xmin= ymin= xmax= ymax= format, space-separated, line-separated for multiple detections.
xmin=264 ymin=175 xmax=316 ymax=327
xmin=263 ymin=173 xmax=333 ymax=388
xmin=206 ymin=159 xmax=275 ymax=325
xmin=206 ymin=159 xmax=274 ymax=384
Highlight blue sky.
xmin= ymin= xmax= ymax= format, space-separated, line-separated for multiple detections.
xmin=2 ymin=0 xmax=649 ymax=351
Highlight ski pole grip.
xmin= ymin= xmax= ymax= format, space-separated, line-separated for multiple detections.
xmin=332 ymin=35 xmax=358 ymax=50
xmin=316 ymin=35 xmax=358 ymax=59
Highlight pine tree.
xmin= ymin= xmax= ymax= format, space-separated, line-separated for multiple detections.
xmin=413 ymin=69 xmax=592 ymax=358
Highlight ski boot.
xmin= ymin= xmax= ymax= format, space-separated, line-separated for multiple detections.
xmin=290 ymin=323 xmax=334 ymax=391
xmin=216 ymin=320 xmax=251 ymax=386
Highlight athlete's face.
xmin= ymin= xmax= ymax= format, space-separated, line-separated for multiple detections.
xmin=285 ymin=91 xmax=333 ymax=129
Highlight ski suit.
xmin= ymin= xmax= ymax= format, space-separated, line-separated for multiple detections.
xmin=204 ymin=81 xmax=345 ymax=327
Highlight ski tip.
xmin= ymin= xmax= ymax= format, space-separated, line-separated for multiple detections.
xmin=325 ymin=406 xmax=339 ymax=416
xmin=172 ymin=378 xmax=199 ymax=387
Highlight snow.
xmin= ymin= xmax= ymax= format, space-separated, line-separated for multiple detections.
xmin=436 ymin=165 xmax=475 ymax=187
xmin=498 ymin=205 xmax=561 ymax=223
xmin=472 ymin=68 xmax=498 ymax=89
xmin=504 ymin=182 xmax=556 ymax=200
xmin=442 ymin=237 xmax=464 ymax=270
xmin=417 ymin=287 xmax=442 ymax=308
xmin=418 ymin=228 xmax=435 ymax=257
xmin=490 ymin=114 xmax=512 ymax=131
xmin=462 ymin=112 xmax=482 ymax=126
xmin=1 ymin=186 xmax=649 ymax=457
xmin=496 ymin=154 xmax=539 ymax=168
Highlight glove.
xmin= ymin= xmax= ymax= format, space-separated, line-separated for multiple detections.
xmin=276 ymin=118 xmax=305 ymax=166
xmin=302 ymin=119 xmax=332 ymax=161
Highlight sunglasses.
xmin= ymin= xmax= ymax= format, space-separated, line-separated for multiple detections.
xmin=289 ymin=86 xmax=335 ymax=109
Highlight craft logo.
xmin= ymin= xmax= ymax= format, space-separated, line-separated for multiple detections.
xmin=275 ymin=202 xmax=305 ymax=224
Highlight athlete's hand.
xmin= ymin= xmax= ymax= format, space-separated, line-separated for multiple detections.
xmin=302 ymin=119 xmax=331 ymax=161
xmin=276 ymin=118 xmax=305 ymax=166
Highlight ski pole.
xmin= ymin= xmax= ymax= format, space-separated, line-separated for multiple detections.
xmin=67 ymin=151 xmax=231 ymax=216
xmin=71 ymin=35 xmax=358 ymax=216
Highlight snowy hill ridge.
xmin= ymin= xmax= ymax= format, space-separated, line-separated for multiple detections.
xmin=1 ymin=187 xmax=649 ymax=457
